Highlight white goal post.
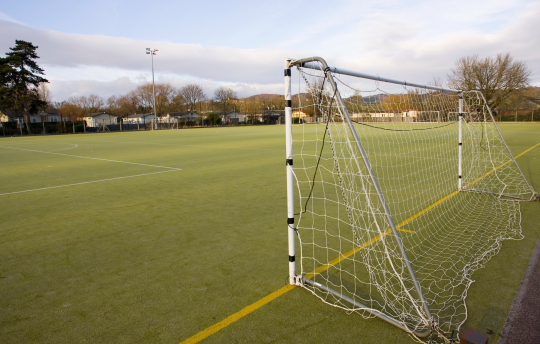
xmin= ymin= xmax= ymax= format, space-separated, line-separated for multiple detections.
xmin=284 ymin=57 xmax=537 ymax=343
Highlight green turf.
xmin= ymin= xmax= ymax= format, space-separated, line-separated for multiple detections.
xmin=0 ymin=124 xmax=538 ymax=343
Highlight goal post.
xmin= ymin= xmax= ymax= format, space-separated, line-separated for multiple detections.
xmin=284 ymin=57 xmax=537 ymax=343
xmin=285 ymin=59 xmax=296 ymax=286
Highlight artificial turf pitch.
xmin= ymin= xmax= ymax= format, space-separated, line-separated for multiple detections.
xmin=0 ymin=124 xmax=538 ymax=343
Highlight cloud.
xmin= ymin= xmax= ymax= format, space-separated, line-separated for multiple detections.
xmin=48 ymin=77 xmax=137 ymax=101
xmin=0 ymin=18 xmax=298 ymax=100
xmin=322 ymin=1 xmax=540 ymax=87
xmin=0 ymin=11 xmax=25 ymax=25
xmin=1 ymin=0 xmax=539 ymax=102
xmin=48 ymin=75 xmax=284 ymax=101
xmin=0 ymin=19 xmax=293 ymax=84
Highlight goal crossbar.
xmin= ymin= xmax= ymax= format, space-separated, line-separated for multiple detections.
xmin=293 ymin=56 xmax=460 ymax=94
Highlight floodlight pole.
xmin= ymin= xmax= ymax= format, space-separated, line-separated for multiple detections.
xmin=146 ymin=48 xmax=159 ymax=130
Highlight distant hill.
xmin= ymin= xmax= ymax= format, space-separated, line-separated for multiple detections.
xmin=242 ymin=93 xmax=310 ymax=100
xmin=243 ymin=94 xmax=282 ymax=100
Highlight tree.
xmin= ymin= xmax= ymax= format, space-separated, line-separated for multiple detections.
xmin=68 ymin=94 xmax=104 ymax=113
xmin=133 ymin=83 xmax=175 ymax=115
xmin=381 ymin=94 xmax=411 ymax=112
xmin=58 ymin=102 xmax=85 ymax=122
xmin=37 ymin=83 xmax=52 ymax=106
xmin=0 ymin=40 xmax=49 ymax=131
xmin=154 ymin=83 xmax=175 ymax=114
xmin=105 ymin=95 xmax=120 ymax=116
xmin=84 ymin=94 xmax=104 ymax=113
xmin=116 ymin=93 xmax=140 ymax=118
xmin=447 ymin=53 xmax=531 ymax=110
xmin=305 ymin=78 xmax=330 ymax=117
xmin=170 ymin=93 xmax=185 ymax=113
xmin=179 ymin=83 xmax=206 ymax=113
xmin=214 ymin=86 xmax=237 ymax=113
xmin=0 ymin=57 xmax=19 ymax=124
xmin=205 ymin=112 xmax=221 ymax=126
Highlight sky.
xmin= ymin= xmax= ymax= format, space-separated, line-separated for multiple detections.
xmin=0 ymin=0 xmax=539 ymax=101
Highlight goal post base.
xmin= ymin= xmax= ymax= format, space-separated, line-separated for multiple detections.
xmin=461 ymin=188 xmax=538 ymax=201
xmin=300 ymin=277 xmax=432 ymax=339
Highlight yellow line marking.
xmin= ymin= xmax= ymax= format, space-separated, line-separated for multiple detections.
xmin=180 ymin=229 xmax=390 ymax=344
xmin=397 ymin=191 xmax=460 ymax=228
xmin=514 ymin=142 xmax=540 ymax=159
xmin=398 ymin=142 xmax=540 ymax=228
xmin=396 ymin=227 xmax=416 ymax=233
xmin=179 ymin=285 xmax=297 ymax=344
xmin=465 ymin=143 xmax=540 ymax=187
xmin=179 ymin=142 xmax=539 ymax=344
xmin=306 ymin=229 xmax=391 ymax=279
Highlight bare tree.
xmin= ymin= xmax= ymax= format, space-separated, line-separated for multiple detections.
xmin=36 ymin=83 xmax=52 ymax=105
xmin=447 ymin=53 xmax=531 ymax=109
xmin=86 ymin=94 xmax=104 ymax=113
xmin=133 ymin=83 xmax=175 ymax=115
xmin=305 ymin=78 xmax=331 ymax=117
xmin=58 ymin=102 xmax=85 ymax=122
xmin=155 ymin=83 xmax=175 ymax=114
xmin=214 ymin=86 xmax=237 ymax=113
xmin=179 ymin=83 xmax=206 ymax=113
xmin=106 ymin=95 xmax=120 ymax=116
xmin=132 ymin=85 xmax=153 ymax=112
xmin=116 ymin=92 xmax=139 ymax=117
xmin=68 ymin=94 xmax=104 ymax=113
xmin=170 ymin=93 xmax=185 ymax=113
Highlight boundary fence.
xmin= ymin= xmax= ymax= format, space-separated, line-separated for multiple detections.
xmin=0 ymin=119 xmax=284 ymax=137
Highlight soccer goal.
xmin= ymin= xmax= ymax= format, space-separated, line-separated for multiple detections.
xmin=284 ymin=57 xmax=537 ymax=343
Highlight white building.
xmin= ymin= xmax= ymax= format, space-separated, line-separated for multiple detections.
xmin=158 ymin=114 xmax=178 ymax=123
xmin=169 ymin=111 xmax=202 ymax=123
xmin=83 ymin=113 xmax=118 ymax=127
xmin=123 ymin=113 xmax=156 ymax=124
xmin=222 ymin=111 xmax=244 ymax=124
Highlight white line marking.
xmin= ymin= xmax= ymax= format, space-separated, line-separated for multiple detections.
xmin=113 ymin=141 xmax=282 ymax=152
xmin=53 ymin=144 xmax=79 ymax=151
xmin=0 ymin=146 xmax=182 ymax=170
xmin=0 ymin=170 xmax=180 ymax=196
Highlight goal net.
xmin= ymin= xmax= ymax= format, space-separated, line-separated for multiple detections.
xmin=284 ymin=57 xmax=537 ymax=343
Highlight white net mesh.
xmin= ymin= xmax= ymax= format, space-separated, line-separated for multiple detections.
xmin=290 ymin=63 xmax=536 ymax=343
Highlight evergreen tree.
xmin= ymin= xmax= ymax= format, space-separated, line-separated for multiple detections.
xmin=0 ymin=40 xmax=49 ymax=131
